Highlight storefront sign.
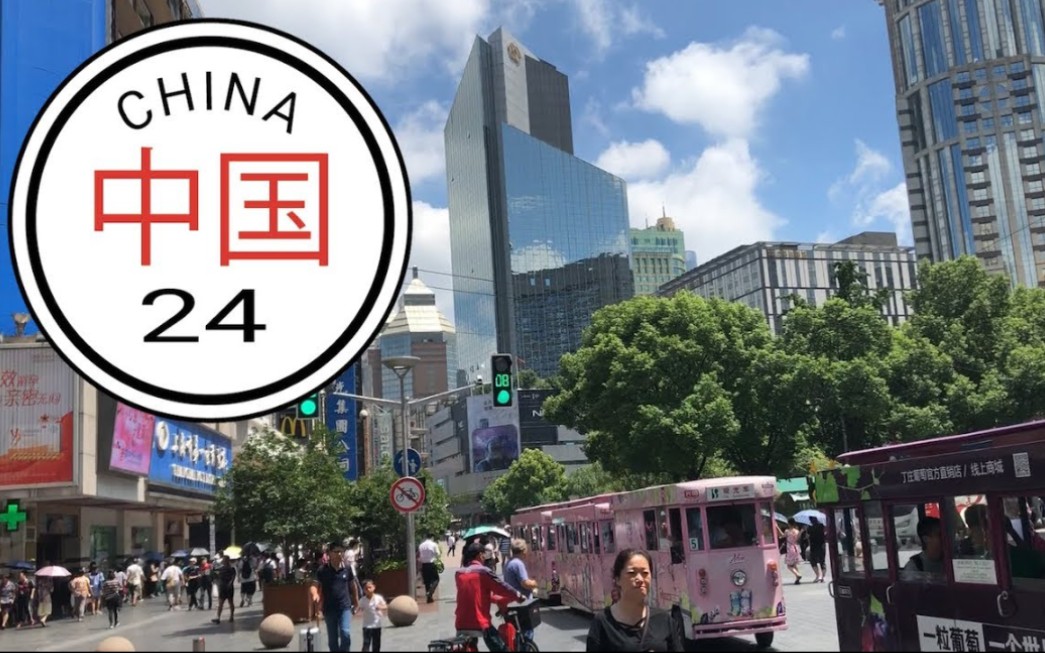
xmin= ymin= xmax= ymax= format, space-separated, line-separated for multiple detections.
xmin=707 ymin=484 xmax=755 ymax=502
xmin=326 ymin=366 xmax=357 ymax=482
xmin=0 ymin=347 xmax=76 ymax=487
xmin=147 ymin=418 xmax=232 ymax=496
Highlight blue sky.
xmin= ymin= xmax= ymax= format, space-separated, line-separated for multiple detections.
xmin=198 ymin=0 xmax=910 ymax=320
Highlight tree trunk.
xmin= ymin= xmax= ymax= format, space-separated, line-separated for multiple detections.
xmin=283 ymin=540 xmax=291 ymax=578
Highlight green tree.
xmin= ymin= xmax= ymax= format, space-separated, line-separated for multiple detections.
xmin=562 ymin=462 xmax=622 ymax=498
xmin=480 ymin=449 xmax=568 ymax=520
xmin=214 ymin=425 xmax=358 ymax=577
xmin=832 ymin=259 xmax=891 ymax=309
xmin=545 ymin=294 xmax=777 ymax=480
xmin=517 ymin=368 xmax=553 ymax=390
xmin=350 ymin=463 xmax=451 ymax=570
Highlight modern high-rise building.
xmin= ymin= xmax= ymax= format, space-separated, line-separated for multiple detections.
xmin=0 ymin=0 xmax=203 ymax=333
xmin=658 ymin=232 xmax=919 ymax=334
xmin=630 ymin=212 xmax=689 ymax=295
xmin=878 ymin=0 xmax=1045 ymax=288
xmin=445 ymin=28 xmax=633 ymax=382
xmin=685 ymin=250 xmax=699 ymax=271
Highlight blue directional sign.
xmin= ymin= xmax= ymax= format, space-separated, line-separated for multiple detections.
xmin=394 ymin=448 xmax=422 ymax=478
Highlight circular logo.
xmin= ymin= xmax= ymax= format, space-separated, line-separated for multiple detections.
xmin=9 ymin=20 xmax=411 ymax=420
xmin=507 ymin=42 xmax=522 ymax=65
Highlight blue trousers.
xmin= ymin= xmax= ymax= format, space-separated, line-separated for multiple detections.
xmin=324 ymin=608 xmax=351 ymax=652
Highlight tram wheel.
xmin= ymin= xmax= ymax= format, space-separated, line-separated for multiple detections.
xmin=755 ymin=632 xmax=774 ymax=649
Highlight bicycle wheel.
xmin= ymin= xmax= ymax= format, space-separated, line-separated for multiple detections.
xmin=520 ymin=640 xmax=539 ymax=653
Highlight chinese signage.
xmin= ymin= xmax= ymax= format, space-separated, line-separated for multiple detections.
xmin=707 ymin=484 xmax=755 ymax=502
xmin=0 ymin=347 xmax=76 ymax=488
xmin=326 ymin=366 xmax=357 ymax=482
xmin=147 ymin=418 xmax=232 ymax=496
xmin=109 ymin=402 xmax=156 ymax=475
xmin=918 ymin=615 xmax=1045 ymax=651
xmin=901 ymin=455 xmax=1029 ymax=484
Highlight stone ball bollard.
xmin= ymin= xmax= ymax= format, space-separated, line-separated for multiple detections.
xmin=387 ymin=595 xmax=419 ymax=627
xmin=259 ymin=613 xmax=296 ymax=649
xmin=96 ymin=637 xmax=135 ymax=652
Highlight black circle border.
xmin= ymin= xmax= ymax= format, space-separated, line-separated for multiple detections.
xmin=9 ymin=19 xmax=412 ymax=418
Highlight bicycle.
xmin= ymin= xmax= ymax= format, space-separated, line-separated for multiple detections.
xmin=427 ymin=599 xmax=541 ymax=652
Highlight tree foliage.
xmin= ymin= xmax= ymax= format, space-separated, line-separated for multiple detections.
xmin=544 ymin=256 xmax=1045 ymax=478
xmin=480 ymin=449 xmax=568 ymax=520
xmin=214 ymin=425 xmax=358 ymax=575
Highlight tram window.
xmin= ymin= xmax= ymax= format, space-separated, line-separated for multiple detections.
xmin=547 ymin=526 xmax=557 ymax=551
xmin=581 ymin=523 xmax=590 ymax=553
xmin=836 ymin=507 xmax=865 ymax=575
xmin=644 ymin=510 xmax=659 ymax=551
xmin=864 ymin=502 xmax=888 ymax=577
xmin=948 ymin=495 xmax=997 ymax=585
xmin=758 ymin=504 xmax=775 ymax=546
xmin=707 ymin=504 xmax=757 ymax=550
xmin=898 ymin=503 xmax=945 ymax=583
xmin=685 ymin=508 xmax=705 ymax=551
xmin=593 ymin=522 xmax=601 ymax=554
xmin=1001 ymin=494 xmax=1045 ymax=588
xmin=668 ymin=508 xmax=685 ymax=564
xmin=601 ymin=521 xmax=616 ymax=554
xmin=566 ymin=524 xmax=577 ymax=554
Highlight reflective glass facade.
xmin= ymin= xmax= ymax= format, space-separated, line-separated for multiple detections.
xmin=446 ymin=30 xmax=633 ymax=382
xmin=502 ymin=125 xmax=632 ymax=377
xmin=883 ymin=0 xmax=1045 ymax=287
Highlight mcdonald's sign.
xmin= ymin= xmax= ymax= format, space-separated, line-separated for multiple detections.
xmin=278 ymin=411 xmax=312 ymax=438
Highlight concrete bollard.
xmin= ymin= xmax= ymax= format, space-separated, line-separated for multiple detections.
xmin=192 ymin=637 xmax=205 ymax=652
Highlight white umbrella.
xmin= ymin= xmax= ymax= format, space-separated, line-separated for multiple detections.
xmin=34 ymin=566 xmax=71 ymax=578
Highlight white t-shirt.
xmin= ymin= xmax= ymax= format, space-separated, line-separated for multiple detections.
xmin=360 ymin=593 xmax=386 ymax=629
xmin=161 ymin=566 xmax=182 ymax=584
xmin=419 ymin=540 xmax=440 ymax=564
xmin=126 ymin=564 xmax=144 ymax=586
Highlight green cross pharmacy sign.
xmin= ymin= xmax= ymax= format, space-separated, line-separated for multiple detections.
xmin=0 ymin=501 xmax=27 ymax=533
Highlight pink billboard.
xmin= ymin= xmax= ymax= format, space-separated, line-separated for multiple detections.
xmin=109 ymin=402 xmax=155 ymax=475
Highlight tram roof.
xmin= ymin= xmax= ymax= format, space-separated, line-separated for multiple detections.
xmin=838 ymin=419 xmax=1045 ymax=466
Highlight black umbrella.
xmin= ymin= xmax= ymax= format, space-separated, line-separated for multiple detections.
xmin=142 ymin=551 xmax=164 ymax=562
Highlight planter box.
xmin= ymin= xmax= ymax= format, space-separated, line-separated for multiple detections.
xmin=263 ymin=583 xmax=315 ymax=623
xmin=372 ymin=567 xmax=435 ymax=601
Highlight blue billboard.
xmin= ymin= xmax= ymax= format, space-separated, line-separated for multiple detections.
xmin=1 ymin=1 xmax=108 ymax=331
xmin=326 ymin=365 xmax=358 ymax=481
xmin=148 ymin=418 xmax=233 ymax=496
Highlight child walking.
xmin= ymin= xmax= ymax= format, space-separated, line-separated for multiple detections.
xmin=360 ymin=579 xmax=387 ymax=652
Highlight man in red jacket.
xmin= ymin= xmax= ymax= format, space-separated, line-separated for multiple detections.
xmin=455 ymin=542 xmax=522 ymax=651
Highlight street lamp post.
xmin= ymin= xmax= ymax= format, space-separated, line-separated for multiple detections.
xmin=382 ymin=355 xmax=421 ymax=600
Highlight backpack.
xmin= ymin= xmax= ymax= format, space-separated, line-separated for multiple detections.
xmin=241 ymin=559 xmax=251 ymax=580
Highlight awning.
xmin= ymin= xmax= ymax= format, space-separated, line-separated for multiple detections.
xmin=776 ymin=477 xmax=809 ymax=494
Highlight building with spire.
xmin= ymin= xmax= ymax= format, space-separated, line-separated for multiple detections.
xmin=629 ymin=209 xmax=689 ymax=295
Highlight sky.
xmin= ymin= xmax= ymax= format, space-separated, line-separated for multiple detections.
xmin=201 ymin=0 xmax=910 ymax=322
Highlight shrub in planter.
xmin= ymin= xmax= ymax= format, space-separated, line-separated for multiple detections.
xmin=263 ymin=578 xmax=316 ymax=623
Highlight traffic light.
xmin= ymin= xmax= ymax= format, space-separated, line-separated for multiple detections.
xmin=491 ymin=354 xmax=514 ymax=407
xmin=296 ymin=391 xmax=320 ymax=420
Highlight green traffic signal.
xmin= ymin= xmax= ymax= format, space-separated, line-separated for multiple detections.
xmin=297 ymin=393 xmax=320 ymax=418
xmin=495 ymin=389 xmax=511 ymax=406
xmin=491 ymin=354 xmax=514 ymax=407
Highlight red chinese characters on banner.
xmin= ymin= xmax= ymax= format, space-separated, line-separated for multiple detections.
xmin=93 ymin=148 xmax=329 ymax=266
xmin=0 ymin=366 xmax=74 ymax=488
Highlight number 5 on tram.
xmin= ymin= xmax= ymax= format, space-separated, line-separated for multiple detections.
xmin=814 ymin=419 xmax=1045 ymax=652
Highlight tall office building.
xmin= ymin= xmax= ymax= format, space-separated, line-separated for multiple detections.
xmin=445 ymin=28 xmax=633 ymax=381
xmin=658 ymin=232 xmax=918 ymax=334
xmin=630 ymin=212 xmax=689 ymax=295
xmin=879 ymin=0 xmax=1045 ymax=288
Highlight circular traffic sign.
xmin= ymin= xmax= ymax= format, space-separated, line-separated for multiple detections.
xmin=390 ymin=476 xmax=425 ymax=514
xmin=8 ymin=19 xmax=411 ymax=420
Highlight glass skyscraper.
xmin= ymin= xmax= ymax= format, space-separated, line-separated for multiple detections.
xmin=880 ymin=0 xmax=1045 ymax=288
xmin=445 ymin=28 xmax=633 ymax=382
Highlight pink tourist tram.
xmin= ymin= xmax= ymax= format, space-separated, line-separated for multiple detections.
xmin=513 ymin=477 xmax=786 ymax=649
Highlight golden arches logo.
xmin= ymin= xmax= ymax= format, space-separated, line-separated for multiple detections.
xmin=279 ymin=414 xmax=310 ymax=438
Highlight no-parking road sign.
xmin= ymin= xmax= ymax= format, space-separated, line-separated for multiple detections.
xmin=390 ymin=476 xmax=425 ymax=514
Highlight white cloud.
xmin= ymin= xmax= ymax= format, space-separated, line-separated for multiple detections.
xmin=581 ymin=98 xmax=611 ymax=137
xmin=829 ymin=140 xmax=912 ymax=244
xmin=624 ymin=139 xmax=785 ymax=262
xmin=631 ymin=26 xmax=810 ymax=139
xmin=854 ymin=182 xmax=913 ymax=245
xmin=394 ymin=101 xmax=448 ymax=185
xmin=511 ymin=242 xmax=568 ymax=273
xmin=594 ymin=139 xmax=670 ymax=180
xmin=203 ymin=0 xmax=493 ymax=82
xmin=816 ymin=230 xmax=837 ymax=244
xmin=571 ymin=0 xmax=663 ymax=56
xmin=408 ymin=201 xmax=454 ymax=320
xmin=831 ymin=26 xmax=846 ymax=40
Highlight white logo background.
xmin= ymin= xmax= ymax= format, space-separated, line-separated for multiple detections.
xmin=10 ymin=21 xmax=411 ymax=419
